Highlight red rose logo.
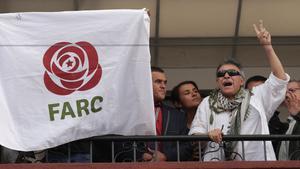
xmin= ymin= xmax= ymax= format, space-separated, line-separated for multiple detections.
xmin=43 ymin=41 xmax=102 ymax=95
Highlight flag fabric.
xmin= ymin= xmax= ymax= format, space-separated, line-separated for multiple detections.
xmin=0 ymin=9 xmax=155 ymax=151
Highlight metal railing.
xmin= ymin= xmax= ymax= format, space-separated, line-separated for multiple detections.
xmin=40 ymin=135 xmax=300 ymax=163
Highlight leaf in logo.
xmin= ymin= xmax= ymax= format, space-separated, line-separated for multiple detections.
xmin=43 ymin=41 xmax=102 ymax=95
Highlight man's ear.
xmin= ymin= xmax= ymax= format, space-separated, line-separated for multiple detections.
xmin=240 ymin=77 xmax=245 ymax=86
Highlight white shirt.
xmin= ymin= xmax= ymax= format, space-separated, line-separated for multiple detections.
xmin=189 ymin=73 xmax=289 ymax=161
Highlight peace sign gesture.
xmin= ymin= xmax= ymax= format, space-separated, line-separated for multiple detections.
xmin=253 ymin=20 xmax=287 ymax=80
xmin=253 ymin=20 xmax=271 ymax=46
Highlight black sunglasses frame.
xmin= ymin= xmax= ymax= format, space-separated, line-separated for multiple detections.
xmin=216 ymin=69 xmax=241 ymax=78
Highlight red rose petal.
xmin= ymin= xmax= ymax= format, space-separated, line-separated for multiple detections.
xmin=61 ymin=79 xmax=84 ymax=89
xmin=78 ymin=64 xmax=102 ymax=91
xmin=44 ymin=72 xmax=74 ymax=95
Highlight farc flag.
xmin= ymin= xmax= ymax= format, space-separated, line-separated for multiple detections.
xmin=0 ymin=9 xmax=155 ymax=151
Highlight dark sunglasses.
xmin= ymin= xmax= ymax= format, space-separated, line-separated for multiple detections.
xmin=216 ymin=69 xmax=241 ymax=78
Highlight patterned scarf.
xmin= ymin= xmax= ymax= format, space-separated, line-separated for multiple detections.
xmin=208 ymin=88 xmax=251 ymax=160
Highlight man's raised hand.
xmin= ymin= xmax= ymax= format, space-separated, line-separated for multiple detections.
xmin=253 ymin=20 xmax=271 ymax=46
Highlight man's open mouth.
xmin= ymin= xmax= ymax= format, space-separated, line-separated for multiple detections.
xmin=223 ymin=81 xmax=233 ymax=87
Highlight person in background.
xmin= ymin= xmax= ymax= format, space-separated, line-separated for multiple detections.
xmin=171 ymin=81 xmax=203 ymax=129
xmin=189 ymin=20 xmax=289 ymax=161
xmin=171 ymin=80 xmax=203 ymax=160
xmin=0 ymin=147 xmax=19 ymax=163
xmin=245 ymin=75 xmax=289 ymax=156
xmin=0 ymin=146 xmax=45 ymax=163
xmin=278 ymin=80 xmax=300 ymax=160
xmin=109 ymin=66 xmax=192 ymax=162
xmin=245 ymin=75 xmax=267 ymax=90
xmin=142 ymin=66 xmax=192 ymax=161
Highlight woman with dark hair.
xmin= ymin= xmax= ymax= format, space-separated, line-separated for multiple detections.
xmin=171 ymin=81 xmax=203 ymax=161
xmin=171 ymin=81 xmax=202 ymax=129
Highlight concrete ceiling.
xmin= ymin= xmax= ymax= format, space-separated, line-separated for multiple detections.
xmin=1 ymin=0 xmax=300 ymax=37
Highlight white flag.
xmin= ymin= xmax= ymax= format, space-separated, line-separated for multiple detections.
xmin=0 ymin=9 xmax=155 ymax=151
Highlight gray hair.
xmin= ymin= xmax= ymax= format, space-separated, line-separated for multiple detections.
xmin=216 ymin=59 xmax=245 ymax=79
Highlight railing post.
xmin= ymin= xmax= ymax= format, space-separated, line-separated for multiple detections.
xmin=67 ymin=143 xmax=71 ymax=163
xmin=241 ymin=141 xmax=245 ymax=160
xmin=45 ymin=150 xmax=49 ymax=162
xmin=198 ymin=141 xmax=202 ymax=161
xmin=154 ymin=141 xmax=158 ymax=162
xmin=112 ymin=141 xmax=115 ymax=163
xmin=133 ymin=141 xmax=137 ymax=162
xmin=176 ymin=141 xmax=180 ymax=162
xmin=89 ymin=140 xmax=93 ymax=163
xmin=263 ymin=141 xmax=267 ymax=161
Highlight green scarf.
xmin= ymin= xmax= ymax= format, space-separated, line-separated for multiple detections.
xmin=208 ymin=88 xmax=251 ymax=160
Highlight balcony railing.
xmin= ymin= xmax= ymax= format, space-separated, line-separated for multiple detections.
xmin=18 ymin=135 xmax=299 ymax=163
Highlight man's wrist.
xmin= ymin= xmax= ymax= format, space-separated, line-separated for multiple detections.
xmin=263 ymin=44 xmax=273 ymax=52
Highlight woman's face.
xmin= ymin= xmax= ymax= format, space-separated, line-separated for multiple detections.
xmin=178 ymin=83 xmax=202 ymax=110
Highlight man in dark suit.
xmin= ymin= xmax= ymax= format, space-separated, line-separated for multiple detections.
xmin=141 ymin=66 xmax=192 ymax=161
